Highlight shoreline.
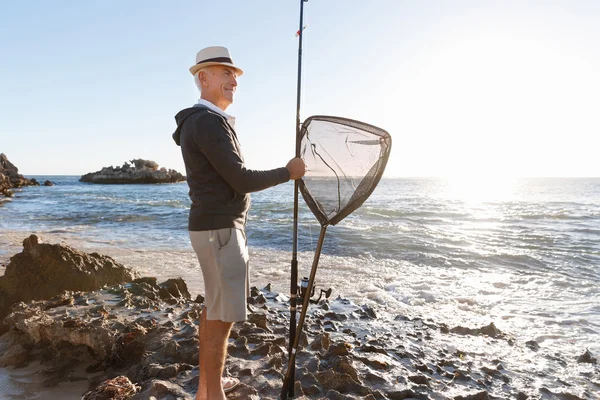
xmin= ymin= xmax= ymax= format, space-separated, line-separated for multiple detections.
xmin=0 ymin=227 xmax=599 ymax=398
xmin=1 ymin=273 xmax=596 ymax=399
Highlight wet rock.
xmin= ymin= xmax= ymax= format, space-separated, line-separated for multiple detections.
xmin=357 ymin=344 xmax=389 ymax=356
xmin=356 ymin=305 xmax=377 ymax=319
xmin=451 ymin=322 xmax=503 ymax=338
xmin=325 ymin=311 xmax=348 ymax=321
xmin=454 ymin=391 xmax=490 ymax=400
xmin=158 ymin=278 xmax=191 ymax=304
xmin=415 ymin=362 xmax=433 ymax=374
xmin=43 ymin=180 xmax=54 ymax=186
xmin=325 ymin=320 xmax=339 ymax=332
xmin=80 ymin=159 xmax=185 ymax=184
xmin=248 ymin=313 xmax=269 ymax=330
xmin=0 ymin=235 xmax=138 ymax=323
xmin=193 ymin=294 xmax=205 ymax=304
xmin=132 ymin=379 xmax=192 ymax=399
xmin=0 ymin=340 xmax=28 ymax=367
xmin=316 ymin=369 xmax=370 ymax=395
xmin=332 ymin=356 xmax=361 ymax=383
xmin=577 ymin=349 xmax=597 ymax=364
xmin=227 ymin=382 xmax=260 ymax=399
xmin=408 ymin=374 xmax=429 ymax=386
xmin=82 ymin=375 xmax=137 ymax=400
xmin=356 ymin=356 xmax=391 ymax=371
xmin=325 ymin=342 xmax=352 ymax=358
xmin=310 ymin=332 xmax=331 ymax=352
xmin=248 ymin=293 xmax=267 ymax=305
xmin=525 ymin=340 xmax=540 ymax=351
xmin=480 ymin=365 xmax=503 ymax=378
xmin=5 ymin=305 xmax=115 ymax=359
xmin=363 ymin=371 xmax=388 ymax=385
xmin=322 ymin=390 xmax=378 ymax=400
xmin=0 ymin=153 xmax=38 ymax=197
xmin=249 ymin=342 xmax=272 ymax=358
xmin=387 ymin=389 xmax=428 ymax=400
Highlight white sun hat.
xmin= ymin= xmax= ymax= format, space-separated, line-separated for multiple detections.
xmin=189 ymin=46 xmax=243 ymax=77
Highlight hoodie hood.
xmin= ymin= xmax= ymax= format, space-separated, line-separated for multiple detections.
xmin=172 ymin=107 xmax=208 ymax=146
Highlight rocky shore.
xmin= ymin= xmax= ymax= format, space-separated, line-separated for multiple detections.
xmin=0 ymin=237 xmax=597 ymax=399
xmin=79 ymin=159 xmax=185 ymax=184
xmin=0 ymin=153 xmax=43 ymax=198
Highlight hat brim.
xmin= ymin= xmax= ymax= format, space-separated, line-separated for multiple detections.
xmin=189 ymin=62 xmax=243 ymax=77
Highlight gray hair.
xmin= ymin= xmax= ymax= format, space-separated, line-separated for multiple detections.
xmin=194 ymin=67 xmax=213 ymax=93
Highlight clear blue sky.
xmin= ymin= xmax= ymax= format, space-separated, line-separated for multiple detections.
xmin=1 ymin=1 xmax=599 ymax=177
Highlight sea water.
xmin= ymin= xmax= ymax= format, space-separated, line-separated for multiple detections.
xmin=1 ymin=177 xmax=599 ymax=394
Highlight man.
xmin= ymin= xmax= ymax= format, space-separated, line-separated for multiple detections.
xmin=172 ymin=46 xmax=305 ymax=400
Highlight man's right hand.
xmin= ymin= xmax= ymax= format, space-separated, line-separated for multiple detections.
xmin=286 ymin=157 xmax=306 ymax=180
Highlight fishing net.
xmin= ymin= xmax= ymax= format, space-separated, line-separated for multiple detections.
xmin=299 ymin=115 xmax=392 ymax=226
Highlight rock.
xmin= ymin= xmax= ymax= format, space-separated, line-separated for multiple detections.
xmin=525 ymin=340 xmax=540 ymax=351
xmin=82 ymin=375 xmax=138 ymax=400
xmin=454 ymin=391 xmax=490 ymax=400
xmin=0 ymin=171 xmax=13 ymax=197
xmin=577 ymin=349 xmax=597 ymax=364
xmin=450 ymin=322 xmax=503 ymax=338
xmin=226 ymin=382 xmax=260 ymax=400
xmin=248 ymin=313 xmax=269 ymax=330
xmin=539 ymin=388 xmax=585 ymax=400
xmin=325 ymin=342 xmax=352 ymax=358
xmin=43 ymin=180 xmax=54 ymax=186
xmin=132 ymin=379 xmax=192 ymax=400
xmin=332 ymin=356 xmax=361 ymax=383
xmin=0 ymin=235 xmax=138 ymax=323
xmin=80 ymin=159 xmax=185 ymax=184
xmin=355 ymin=305 xmax=377 ymax=319
xmin=310 ymin=332 xmax=331 ymax=352
xmin=0 ymin=336 xmax=29 ymax=367
xmin=158 ymin=278 xmax=191 ymax=304
xmin=0 ymin=153 xmax=38 ymax=196
xmin=316 ymin=369 xmax=370 ymax=395
xmin=408 ymin=374 xmax=429 ymax=385
xmin=387 ymin=389 xmax=426 ymax=400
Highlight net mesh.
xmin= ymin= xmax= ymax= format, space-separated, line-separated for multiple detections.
xmin=299 ymin=115 xmax=392 ymax=226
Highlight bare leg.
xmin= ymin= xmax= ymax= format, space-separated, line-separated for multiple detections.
xmin=204 ymin=319 xmax=233 ymax=400
xmin=196 ymin=307 xmax=208 ymax=400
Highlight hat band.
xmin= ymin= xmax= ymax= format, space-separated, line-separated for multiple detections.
xmin=196 ymin=56 xmax=233 ymax=65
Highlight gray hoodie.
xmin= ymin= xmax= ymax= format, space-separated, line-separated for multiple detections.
xmin=173 ymin=106 xmax=290 ymax=231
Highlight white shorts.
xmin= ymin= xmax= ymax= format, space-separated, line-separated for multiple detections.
xmin=189 ymin=228 xmax=249 ymax=322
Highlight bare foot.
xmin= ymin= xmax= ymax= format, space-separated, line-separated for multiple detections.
xmin=196 ymin=376 xmax=239 ymax=399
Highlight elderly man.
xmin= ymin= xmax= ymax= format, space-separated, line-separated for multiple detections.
xmin=172 ymin=46 xmax=305 ymax=400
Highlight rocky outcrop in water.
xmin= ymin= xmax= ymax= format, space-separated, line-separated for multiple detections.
xmin=0 ymin=153 xmax=38 ymax=197
xmin=0 ymin=235 xmax=138 ymax=331
xmin=79 ymin=159 xmax=185 ymax=184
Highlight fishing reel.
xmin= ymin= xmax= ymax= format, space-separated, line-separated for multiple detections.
xmin=299 ymin=276 xmax=332 ymax=304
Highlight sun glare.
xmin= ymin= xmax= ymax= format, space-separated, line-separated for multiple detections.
xmin=391 ymin=15 xmax=600 ymax=179
xmin=443 ymin=175 xmax=517 ymax=204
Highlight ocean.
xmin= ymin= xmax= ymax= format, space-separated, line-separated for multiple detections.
xmin=1 ymin=176 xmax=599 ymax=394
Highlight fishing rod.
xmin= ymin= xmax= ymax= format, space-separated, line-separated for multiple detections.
xmin=282 ymin=2 xmax=392 ymax=399
xmin=286 ymin=0 xmax=308 ymax=398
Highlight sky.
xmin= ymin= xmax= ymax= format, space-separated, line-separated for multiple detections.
xmin=1 ymin=0 xmax=599 ymax=177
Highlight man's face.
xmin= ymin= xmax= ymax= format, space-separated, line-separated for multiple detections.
xmin=201 ymin=65 xmax=238 ymax=111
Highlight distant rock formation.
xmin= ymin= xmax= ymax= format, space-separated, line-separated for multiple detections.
xmin=0 ymin=153 xmax=38 ymax=197
xmin=0 ymin=234 xmax=139 ymax=332
xmin=80 ymin=159 xmax=185 ymax=184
